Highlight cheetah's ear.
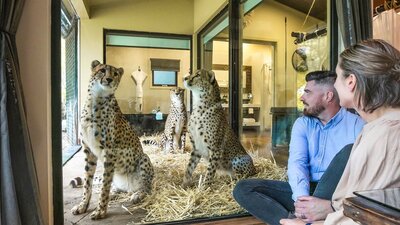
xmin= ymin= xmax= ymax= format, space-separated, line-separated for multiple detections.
xmin=118 ymin=67 xmax=124 ymax=75
xmin=208 ymin=70 xmax=216 ymax=84
xmin=91 ymin=60 xmax=101 ymax=72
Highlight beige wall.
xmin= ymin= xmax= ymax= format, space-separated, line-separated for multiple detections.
xmin=80 ymin=0 xmax=194 ymax=110
xmin=106 ymin=47 xmax=190 ymax=113
xmin=193 ymin=0 xmax=227 ymax=33
xmin=16 ymin=0 xmax=51 ymax=224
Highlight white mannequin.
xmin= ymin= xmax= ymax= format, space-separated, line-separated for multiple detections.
xmin=131 ymin=66 xmax=148 ymax=113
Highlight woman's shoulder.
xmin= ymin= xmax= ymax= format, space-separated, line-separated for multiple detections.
xmin=368 ymin=111 xmax=400 ymax=129
xmin=361 ymin=111 xmax=400 ymax=143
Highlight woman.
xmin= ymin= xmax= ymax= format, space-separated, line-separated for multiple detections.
xmin=281 ymin=39 xmax=400 ymax=225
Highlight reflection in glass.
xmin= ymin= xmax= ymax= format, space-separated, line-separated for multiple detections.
xmin=240 ymin=0 xmax=330 ymax=166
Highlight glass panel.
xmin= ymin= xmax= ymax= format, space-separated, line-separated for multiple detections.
xmin=198 ymin=1 xmax=261 ymax=125
xmin=240 ymin=0 xmax=330 ymax=166
xmin=199 ymin=9 xmax=231 ymax=122
xmin=62 ymin=1 xmax=334 ymax=224
xmin=202 ymin=17 xmax=229 ymax=44
xmin=61 ymin=3 xmax=79 ymax=155
xmin=152 ymin=70 xmax=177 ymax=86
xmin=199 ymin=9 xmax=229 ymax=71
xmin=106 ymin=34 xmax=191 ymax=50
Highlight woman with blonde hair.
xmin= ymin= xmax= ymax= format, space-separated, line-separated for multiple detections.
xmin=280 ymin=39 xmax=400 ymax=225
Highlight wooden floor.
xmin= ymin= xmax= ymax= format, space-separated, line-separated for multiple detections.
xmin=191 ymin=216 xmax=265 ymax=225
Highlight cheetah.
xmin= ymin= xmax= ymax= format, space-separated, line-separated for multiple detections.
xmin=160 ymin=87 xmax=187 ymax=153
xmin=71 ymin=60 xmax=154 ymax=220
xmin=182 ymin=69 xmax=256 ymax=187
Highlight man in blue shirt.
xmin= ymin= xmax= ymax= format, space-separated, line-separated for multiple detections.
xmin=233 ymin=71 xmax=365 ymax=225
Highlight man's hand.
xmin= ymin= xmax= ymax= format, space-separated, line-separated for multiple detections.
xmin=294 ymin=196 xmax=333 ymax=222
xmin=280 ymin=218 xmax=306 ymax=225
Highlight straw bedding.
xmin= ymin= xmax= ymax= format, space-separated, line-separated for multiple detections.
xmin=107 ymin=135 xmax=287 ymax=224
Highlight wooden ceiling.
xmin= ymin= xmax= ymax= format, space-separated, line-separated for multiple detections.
xmin=275 ymin=0 xmax=327 ymax=21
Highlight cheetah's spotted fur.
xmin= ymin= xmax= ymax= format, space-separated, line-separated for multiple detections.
xmin=71 ymin=60 xmax=154 ymax=220
xmin=160 ymin=87 xmax=187 ymax=153
xmin=182 ymin=69 xmax=256 ymax=187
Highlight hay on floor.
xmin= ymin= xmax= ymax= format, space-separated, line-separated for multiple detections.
xmin=110 ymin=134 xmax=287 ymax=224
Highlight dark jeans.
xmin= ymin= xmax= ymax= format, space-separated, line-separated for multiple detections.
xmin=233 ymin=144 xmax=353 ymax=225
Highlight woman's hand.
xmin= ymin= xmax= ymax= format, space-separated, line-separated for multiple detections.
xmin=294 ymin=196 xmax=333 ymax=222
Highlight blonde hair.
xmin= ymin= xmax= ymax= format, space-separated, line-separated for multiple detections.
xmin=339 ymin=39 xmax=400 ymax=113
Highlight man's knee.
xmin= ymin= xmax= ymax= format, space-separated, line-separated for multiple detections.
xmin=335 ymin=143 xmax=353 ymax=161
xmin=233 ymin=179 xmax=251 ymax=201
xmin=328 ymin=143 xmax=353 ymax=170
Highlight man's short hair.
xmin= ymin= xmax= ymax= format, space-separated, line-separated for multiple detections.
xmin=305 ymin=71 xmax=337 ymax=86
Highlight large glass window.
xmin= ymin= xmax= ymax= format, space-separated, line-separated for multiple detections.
xmin=198 ymin=0 xmax=262 ymax=129
xmin=239 ymin=0 xmax=331 ymax=165
xmin=61 ymin=1 xmax=79 ymax=160
xmin=60 ymin=1 xmax=334 ymax=224
xmin=198 ymin=0 xmax=331 ymax=166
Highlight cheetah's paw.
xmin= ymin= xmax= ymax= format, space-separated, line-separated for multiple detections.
xmin=123 ymin=191 xmax=146 ymax=207
xmin=182 ymin=179 xmax=193 ymax=189
xmin=71 ymin=204 xmax=88 ymax=215
xmin=110 ymin=187 xmax=124 ymax=201
xmin=90 ymin=208 xmax=107 ymax=220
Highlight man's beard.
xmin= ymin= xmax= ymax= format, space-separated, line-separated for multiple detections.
xmin=303 ymin=104 xmax=325 ymax=117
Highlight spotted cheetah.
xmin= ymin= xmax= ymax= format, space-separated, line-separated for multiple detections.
xmin=160 ymin=87 xmax=187 ymax=153
xmin=71 ymin=60 xmax=154 ymax=220
xmin=182 ymin=69 xmax=256 ymax=187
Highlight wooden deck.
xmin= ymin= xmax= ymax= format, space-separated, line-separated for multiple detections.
xmin=190 ymin=215 xmax=265 ymax=225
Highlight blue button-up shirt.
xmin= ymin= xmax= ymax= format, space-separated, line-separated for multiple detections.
xmin=288 ymin=107 xmax=365 ymax=201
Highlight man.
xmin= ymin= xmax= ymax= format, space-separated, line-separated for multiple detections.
xmin=233 ymin=71 xmax=365 ymax=225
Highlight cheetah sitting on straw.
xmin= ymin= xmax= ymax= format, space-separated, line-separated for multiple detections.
xmin=182 ymin=69 xmax=256 ymax=187
xmin=160 ymin=87 xmax=187 ymax=153
xmin=71 ymin=60 xmax=154 ymax=220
